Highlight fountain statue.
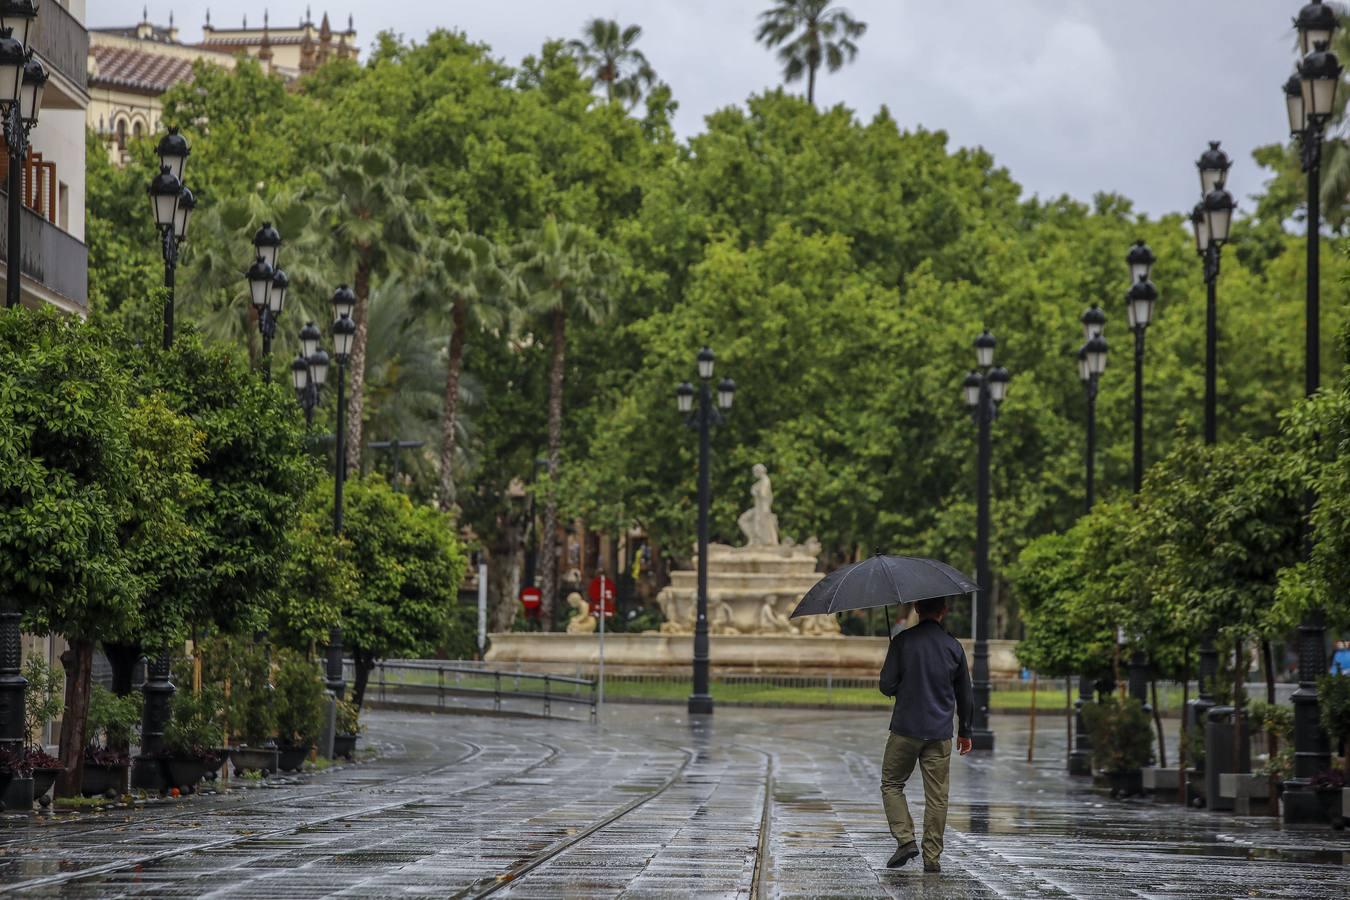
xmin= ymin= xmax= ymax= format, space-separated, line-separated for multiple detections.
xmin=564 ymin=592 xmax=595 ymax=634
xmin=656 ymin=465 xmax=838 ymax=636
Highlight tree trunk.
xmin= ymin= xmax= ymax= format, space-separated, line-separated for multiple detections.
xmin=807 ymin=64 xmax=817 ymax=105
xmin=344 ymin=254 xmax=373 ymax=477
xmin=1150 ymin=677 xmax=1167 ymax=768
xmin=438 ymin=296 xmax=468 ymax=512
xmin=350 ymin=650 xmax=375 ymax=712
xmin=56 ymin=639 xmax=94 ymax=798
xmin=537 ymin=306 xmax=567 ymax=631
xmin=1262 ymin=639 xmax=1279 ymax=815
xmin=488 ymin=512 xmax=525 ymax=633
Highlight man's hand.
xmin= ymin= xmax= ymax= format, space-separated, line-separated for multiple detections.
xmin=957 ymin=737 xmax=972 ymax=756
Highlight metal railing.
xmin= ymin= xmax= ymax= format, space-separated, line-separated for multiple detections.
xmin=351 ymin=659 xmax=596 ymax=720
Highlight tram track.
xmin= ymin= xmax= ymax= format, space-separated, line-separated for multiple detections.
xmin=453 ymin=744 xmax=695 ymax=899
xmin=0 ymin=730 xmax=562 ymax=895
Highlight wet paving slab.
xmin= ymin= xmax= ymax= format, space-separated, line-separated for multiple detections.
xmin=0 ymin=705 xmax=1343 ymax=897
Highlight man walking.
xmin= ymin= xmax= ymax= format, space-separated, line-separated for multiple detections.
xmin=879 ymin=595 xmax=973 ymax=873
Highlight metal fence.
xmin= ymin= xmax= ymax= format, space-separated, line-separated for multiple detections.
xmin=349 ymin=659 xmax=596 ymax=719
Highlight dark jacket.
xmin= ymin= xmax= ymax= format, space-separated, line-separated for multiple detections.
xmin=879 ymin=618 xmax=973 ymax=741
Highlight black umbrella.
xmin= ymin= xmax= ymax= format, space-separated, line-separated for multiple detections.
xmin=789 ymin=555 xmax=978 ymax=618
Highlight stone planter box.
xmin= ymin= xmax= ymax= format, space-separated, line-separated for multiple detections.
xmin=228 ymin=747 xmax=279 ymax=777
xmin=1141 ymin=767 xmax=1182 ymax=802
xmin=1218 ymin=773 xmax=1272 ymax=816
xmin=165 ymin=757 xmax=210 ymax=794
xmin=1315 ymin=787 xmax=1344 ymax=828
xmin=81 ymin=762 xmax=128 ymax=798
xmin=333 ymin=734 xmax=357 ymax=760
xmin=30 ymin=767 xmax=62 ymax=805
xmin=1 ymin=776 xmax=33 ymax=810
xmin=1107 ymin=770 xmax=1143 ymax=799
xmin=276 ymin=744 xmax=310 ymax=772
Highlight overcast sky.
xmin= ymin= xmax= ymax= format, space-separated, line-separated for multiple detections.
xmin=93 ymin=1 xmax=1302 ymax=218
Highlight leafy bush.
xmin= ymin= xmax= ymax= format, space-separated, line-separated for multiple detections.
xmin=1317 ymin=674 xmax=1350 ymax=760
xmin=86 ymin=685 xmax=142 ymax=761
xmin=1082 ymin=697 xmax=1154 ymax=773
xmin=273 ymin=649 xmax=325 ymax=748
xmin=164 ymin=686 xmax=225 ymax=760
xmin=336 ymin=698 xmax=361 ymax=736
xmin=23 ymin=657 xmax=63 ymax=748
xmin=204 ymin=635 xmax=276 ymax=747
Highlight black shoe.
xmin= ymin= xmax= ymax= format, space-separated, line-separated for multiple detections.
xmin=887 ymin=841 xmax=919 ymax=868
xmin=923 ymin=861 xmax=941 ymax=874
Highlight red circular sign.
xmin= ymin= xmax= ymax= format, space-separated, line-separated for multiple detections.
xmin=520 ymin=586 xmax=542 ymax=610
xmin=588 ymin=575 xmax=616 ymax=616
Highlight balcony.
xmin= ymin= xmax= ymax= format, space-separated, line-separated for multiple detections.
xmin=0 ymin=188 xmax=88 ymax=312
xmin=31 ymin=1 xmax=89 ymax=107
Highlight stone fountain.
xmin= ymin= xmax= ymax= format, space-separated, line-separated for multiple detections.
xmin=487 ymin=465 xmax=1020 ymax=675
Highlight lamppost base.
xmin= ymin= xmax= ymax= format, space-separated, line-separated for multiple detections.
xmin=970 ymin=729 xmax=995 ymax=751
xmin=130 ymin=756 xmax=168 ymax=793
xmin=1281 ymin=779 xmax=1332 ymax=824
xmin=687 ymin=694 xmax=714 ymax=716
xmin=1068 ymin=750 xmax=1092 ymax=776
xmin=1 ymin=776 xmax=33 ymax=810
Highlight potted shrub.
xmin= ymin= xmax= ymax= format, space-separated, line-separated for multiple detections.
xmin=1183 ymin=726 xmax=1207 ymax=807
xmin=164 ymin=686 xmax=225 ymax=793
xmin=334 ymin=699 xmax=360 ymax=760
xmin=1082 ymin=696 xmax=1153 ymax=798
xmin=82 ymin=685 xmax=141 ymax=796
xmin=1315 ymin=673 xmax=1350 ymax=825
xmin=217 ymin=639 xmax=279 ymax=777
xmin=272 ymin=650 xmax=324 ymax=772
xmin=22 ymin=658 xmax=65 ymax=803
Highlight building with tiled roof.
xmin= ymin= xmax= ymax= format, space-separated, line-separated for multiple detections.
xmin=88 ymin=8 xmax=357 ymax=165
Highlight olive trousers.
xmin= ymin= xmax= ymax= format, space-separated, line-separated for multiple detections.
xmin=880 ymin=732 xmax=951 ymax=864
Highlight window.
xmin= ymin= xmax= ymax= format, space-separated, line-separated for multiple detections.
xmin=58 ymin=182 xmax=68 ymax=232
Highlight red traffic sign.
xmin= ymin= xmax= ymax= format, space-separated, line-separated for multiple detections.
xmin=519 ymin=586 xmax=542 ymax=610
xmin=588 ymin=575 xmax=616 ymax=616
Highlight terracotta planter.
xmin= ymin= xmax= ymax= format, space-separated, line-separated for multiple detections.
xmin=276 ymin=744 xmax=310 ymax=772
xmin=165 ymin=757 xmax=209 ymax=793
xmin=228 ymin=747 xmax=279 ymax=777
xmin=333 ymin=734 xmax=357 ymax=760
xmin=80 ymin=762 xmax=129 ymax=797
xmin=1107 ymin=769 xmax=1144 ymax=799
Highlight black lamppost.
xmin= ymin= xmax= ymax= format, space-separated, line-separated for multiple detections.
xmin=328 ymin=287 xmax=357 ymax=700
xmin=675 ymin=347 xmax=736 ymax=716
xmin=293 ymin=321 xmax=328 ymax=427
xmin=1284 ymin=2 xmax=1341 ymax=820
xmin=1187 ymin=146 xmax=1236 ymax=729
xmin=961 ymin=331 xmax=1010 ymax=751
xmin=246 ymin=223 xmax=286 ymax=382
xmin=1124 ymin=257 xmax=1159 ymax=707
xmin=1068 ymin=314 xmax=1107 ymax=775
xmin=1 ymin=1 xmax=40 ymax=311
xmin=147 ymin=129 xmax=192 ymax=347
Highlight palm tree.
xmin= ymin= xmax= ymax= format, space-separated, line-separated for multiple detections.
xmin=310 ymin=145 xmax=427 ymax=476
xmin=568 ymin=18 xmax=657 ymax=109
xmin=361 ymin=276 xmax=455 ymax=490
xmin=517 ymin=217 xmax=615 ymax=628
xmin=423 ymin=231 xmax=521 ymax=511
xmin=756 ymin=0 xmax=867 ymax=105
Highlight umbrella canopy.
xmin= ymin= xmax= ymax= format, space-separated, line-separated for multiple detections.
xmin=789 ymin=555 xmax=978 ymax=619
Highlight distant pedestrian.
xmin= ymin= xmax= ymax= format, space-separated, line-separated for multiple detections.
xmin=878 ymin=595 xmax=973 ymax=873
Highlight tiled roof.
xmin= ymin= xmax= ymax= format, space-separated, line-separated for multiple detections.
xmin=92 ymin=25 xmax=178 ymax=43
xmin=89 ymin=45 xmax=201 ymax=94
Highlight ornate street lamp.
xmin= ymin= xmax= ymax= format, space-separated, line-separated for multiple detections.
xmin=1285 ymin=4 xmax=1341 ymax=823
xmin=1069 ymin=316 xmax=1107 ymax=776
xmin=960 ymin=332 xmax=1010 ymax=751
xmin=252 ymin=221 xmax=282 ymax=269
xmin=677 ymin=347 xmax=735 ymax=716
xmin=0 ymin=1 xmax=38 ymax=53
xmin=0 ymin=16 xmax=35 ymax=311
xmin=1125 ymin=259 xmax=1159 ymax=710
xmin=146 ymin=128 xmax=193 ymax=348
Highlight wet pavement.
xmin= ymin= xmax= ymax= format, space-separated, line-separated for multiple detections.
xmin=0 ymin=705 xmax=1344 ymax=897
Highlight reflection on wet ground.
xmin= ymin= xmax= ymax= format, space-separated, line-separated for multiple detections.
xmin=0 ymin=705 xmax=1342 ymax=897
